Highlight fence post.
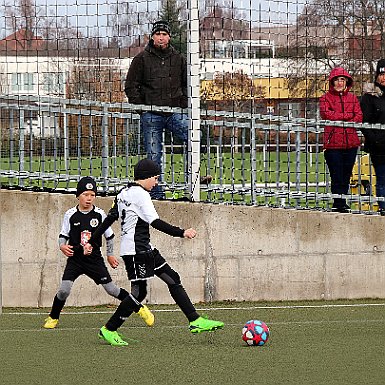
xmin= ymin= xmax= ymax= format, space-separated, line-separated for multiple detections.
xmin=62 ymin=104 xmax=70 ymax=183
xmin=101 ymin=105 xmax=109 ymax=193
xmin=295 ymin=126 xmax=301 ymax=207
xmin=0 ymin=217 xmax=2 ymax=315
xmin=187 ymin=0 xmax=201 ymax=202
xmin=250 ymin=118 xmax=257 ymax=204
xmin=18 ymin=110 xmax=25 ymax=187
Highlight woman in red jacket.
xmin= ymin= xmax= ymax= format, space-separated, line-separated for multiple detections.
xmin=319 ymin=67 xmax=362 ymax=212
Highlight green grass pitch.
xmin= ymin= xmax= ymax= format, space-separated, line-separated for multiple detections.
xmin=1 ymin=300 xmax=384 ymax=385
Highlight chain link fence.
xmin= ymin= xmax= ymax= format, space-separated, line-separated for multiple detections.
xmin=1 ymin=0 xmax=385 ymax=212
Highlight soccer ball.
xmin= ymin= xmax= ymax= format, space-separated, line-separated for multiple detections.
xmin=242 ymin=320 xmax=270 ymax=346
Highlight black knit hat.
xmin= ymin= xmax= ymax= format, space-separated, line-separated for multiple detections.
xmin=134 ymin=159 xmax=161 ymax=180
xmin=376 ymin=59 xmax=385 ymax=78
xmin=76 ymin=176 xmax=97 ymax=197
xmin=151 ymin=20 xmax=171 ymax=36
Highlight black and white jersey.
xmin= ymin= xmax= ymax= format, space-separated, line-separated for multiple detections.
xmin=110 ymin=184 xmax=159 ymax=255
xmin=59 ymin=205 xmax=114 ymax=259
xmin=87 ymin=183 xmax=185 ymax=256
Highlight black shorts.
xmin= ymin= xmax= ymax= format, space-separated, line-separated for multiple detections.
xmin=62 ymin=256 xmax=112 ymax=285
xmin=122 ymin=249 xmax=166 ymax=281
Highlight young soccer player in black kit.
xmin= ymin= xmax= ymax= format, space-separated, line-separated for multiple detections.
xmin=43 ymin=176 xmax=154 ymax=329
xmin=84 ymin=159 xmax=224 ymax=346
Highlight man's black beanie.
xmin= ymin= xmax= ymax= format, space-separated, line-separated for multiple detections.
xmin=134 ymin=159 xmax=161 ymax=180
xmin=76 ymin=176 xmax=97 ymax=197
xmin=151 ymin=20 xmax=171 ymax=36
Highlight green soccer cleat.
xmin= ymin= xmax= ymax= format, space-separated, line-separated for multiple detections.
xmin=99 ymin=326 xmax=128 ymax=347
xmin=43 ymin=316 xmax=59 ymax=329
xmin=189 ymin=316 xmax=224 ymax=334
xmin=137 ymin=305 xmax=155 ymax=327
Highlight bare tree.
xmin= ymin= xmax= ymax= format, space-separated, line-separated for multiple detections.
xmin=107 ymin=1 xmax=138 ymax=49
xmin=3 ymin=0 xmax=85 ymax=55
xmin=3 ymin=0 xmax=41 ymax=50
xmin=202 ymin=70 xmax=265 ymax=110
xmin=67 ymin=59 xmax=124 ymax=102
xmin=200 ymin=1 xmax=251 ymax=56
xmin=288 ymin=0 xmax=385 ymax=95
xmin=202 ymin=70 xmax=266 ymax=146
xmin=40 ymin=15 xmax=88 ymax=55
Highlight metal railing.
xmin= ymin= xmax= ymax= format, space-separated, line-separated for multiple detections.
xmin=0 ymin=94 xmax=383 ymax=212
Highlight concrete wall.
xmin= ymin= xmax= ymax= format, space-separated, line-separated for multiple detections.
xmin=1 ymin=189 xmax=385 ymax=307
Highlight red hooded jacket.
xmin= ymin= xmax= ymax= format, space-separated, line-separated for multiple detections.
xmin=319 ymin=67 xmax=362 ymax=149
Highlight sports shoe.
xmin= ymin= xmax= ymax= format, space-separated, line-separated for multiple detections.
xmin=189 ymin=316 xmax=224 ymax=334
xmin=137 ymin=305 xmax=155 ymax=327
xmin=99 ymin=326 xmax=128 ymax=347
xmin=43 ymin=316 xmax=59 ymax=329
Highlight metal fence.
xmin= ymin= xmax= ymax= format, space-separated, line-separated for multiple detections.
xmin=2 ymin=0 xmax=385 ymax=213
xmin=1 ymin=93 xmax=383 ymax=213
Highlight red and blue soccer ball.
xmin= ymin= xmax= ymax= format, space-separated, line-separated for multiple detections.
xmin=242 ymin=320 xmax=270 ymax=346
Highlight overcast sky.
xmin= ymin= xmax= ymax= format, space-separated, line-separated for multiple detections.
xmin=35 ymin=0 xmax=305 ymax=26
xmin=1 ymin=0 xmax=306 ymax=38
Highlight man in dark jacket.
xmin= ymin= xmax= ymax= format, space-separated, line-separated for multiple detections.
xmin=360 ymin=59 xmax=385 ymax=215
xmin=125 ymin=20 xmax=210 ymax=199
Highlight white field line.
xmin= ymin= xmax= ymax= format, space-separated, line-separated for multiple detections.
xmin=3 ymin=302 xmax=385 ymax=316
xmin=1 ymin=318 xmax=385 ymax=334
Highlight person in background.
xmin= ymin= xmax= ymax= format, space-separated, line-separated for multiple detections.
xmin=360 ymin=59 xmax=385 ymax=216
xmin=85 ymin=159 xmax=224 ymax=346
xmin=43 ymin=176 xmax=154 ymax=329
xmin=319 ymin=67 xmax=363 ymax=213
xmin=125 ymin=20 xmax=211 ymax=200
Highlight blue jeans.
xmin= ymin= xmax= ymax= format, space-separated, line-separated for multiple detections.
xmin=370 ymin=155 xmax=385 ymax=210
xmin=141 ymin=112 xmax=188 ymax=199
xmin=324 ymin=148 xmax=358 ymax=208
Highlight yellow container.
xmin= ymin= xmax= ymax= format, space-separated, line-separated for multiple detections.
xmin=350 ymin=154 xmax=378 ymax=210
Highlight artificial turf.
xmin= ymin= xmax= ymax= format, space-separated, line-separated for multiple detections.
xmin=1 ymin=300 xmax=384 ymax=385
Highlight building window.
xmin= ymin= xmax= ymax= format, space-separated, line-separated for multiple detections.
xmin=43 ymin=72 xmax=65 ymax=95
xmin=11 ymin=73 xmax=35 ymax=92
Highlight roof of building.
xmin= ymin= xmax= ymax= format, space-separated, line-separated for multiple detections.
xmin=0 ymin=29 xmax=44 ymax=52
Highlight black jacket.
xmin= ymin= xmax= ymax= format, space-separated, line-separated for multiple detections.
xmin=124 ymin=40 xmax=188 ymax=109
xmin=360 ymin=85 xmax=385 ymax=154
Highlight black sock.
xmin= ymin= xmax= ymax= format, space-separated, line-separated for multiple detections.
xmin=117 ymin=289 xmax=142 ymax=313
xmin=117 ymin=288 xmax=130 ymax=301
xmin=169 ymin=284 xmax=199 ymax=322
xmin=105 ymin=294 xmax=138 ymax=331
xmin=49 ymin=295 xmax=66 ymax=320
